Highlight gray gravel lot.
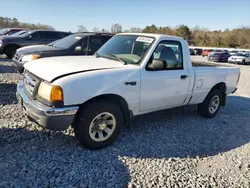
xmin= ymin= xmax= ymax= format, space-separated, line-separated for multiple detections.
xmin=0 ymin=56 xmax=249 ymax=187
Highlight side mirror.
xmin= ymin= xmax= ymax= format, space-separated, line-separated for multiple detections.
xmin=148 ymin=59 xmax=167 ymax=70
xmin=75 ymin=46 xmax=82 ymax=52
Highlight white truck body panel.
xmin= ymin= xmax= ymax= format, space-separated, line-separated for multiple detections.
xmin=189 ymin=67 xmax=240 ymax=105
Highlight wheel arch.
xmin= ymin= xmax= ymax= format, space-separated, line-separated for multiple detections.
xmin=207 ymin=82 xmax=227 ymax=106
xmin=77 ymin=94 xmax=132 ymax=127
xmin=3 ymin=44 xmax=21 ymax=54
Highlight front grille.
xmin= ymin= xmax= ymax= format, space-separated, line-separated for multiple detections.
xmin=23 ymin=71 xmax=40 ymax=98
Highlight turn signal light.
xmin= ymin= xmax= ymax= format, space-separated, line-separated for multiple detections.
xmin=50 ymin=86 xmax=63 ymax=101
xmin=32 ymin=54 xmax=41 ymax=60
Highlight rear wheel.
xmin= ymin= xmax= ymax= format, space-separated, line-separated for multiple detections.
xmin=4 ymin=45 xmax=18 ymax=59
xmin=198 ymin=89 xmax=222 ymax=118
xmin=73 ymin=99 xmax=123 ymax=150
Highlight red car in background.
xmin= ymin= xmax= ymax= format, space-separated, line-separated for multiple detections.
xmin=0 ymin=28 xmax=27 ymax=36
xmin=202 ymin=49 xmax=213 ymax=57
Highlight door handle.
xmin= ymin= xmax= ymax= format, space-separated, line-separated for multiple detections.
xmin=180 ymin=75 xmax=188 ymax=79
xmin=125 ymin=82 xmax=137 ymax=86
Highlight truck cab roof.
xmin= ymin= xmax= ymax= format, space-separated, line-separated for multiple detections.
xmin=118 ymin=33 xmax=184 ymax=41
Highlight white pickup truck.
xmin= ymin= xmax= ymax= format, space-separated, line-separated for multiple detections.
xmin=16 ymin=33 xmax=240 ymax=149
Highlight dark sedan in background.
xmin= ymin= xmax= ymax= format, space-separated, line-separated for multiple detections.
xmin=207 ymin=52 xmax=231 ymax=62
xmin=193 ymin=48 xmax=203 ymax=55
xmin=12 ymin=32 xmax=113 ymax=73
xmin=189 ymin=48 xmax=194 ymax=55
xmin=0 ymin=30 xmax=71 ymax=58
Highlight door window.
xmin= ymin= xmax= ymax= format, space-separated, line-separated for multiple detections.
xmin=88 ymin=36 xmax=106 ymax=55
xmin=30 ymin=31 xmax=41 ymax=39
xmin=152 ymin=41 xmax=183 ymax=70
xmin=74 ymin=38 xmax=88 ymax=54
xmin=7 ymin=30 xmax=19 ymax=35
xmin=38 ymin=31 xmax=57 ymax=40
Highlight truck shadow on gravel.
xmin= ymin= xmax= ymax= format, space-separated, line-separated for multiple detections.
xmin=0 ymin=83 xmax=18 ymax=105
xmin=1 ymin=95 xmax=250 ymax=187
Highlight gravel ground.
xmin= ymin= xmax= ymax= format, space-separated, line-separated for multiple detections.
xmin=0 ymin=56 xmax=250 ymax=188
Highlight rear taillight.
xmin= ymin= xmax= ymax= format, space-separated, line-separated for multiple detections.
xmin=237 ymin=72 xmax=241 ymax=84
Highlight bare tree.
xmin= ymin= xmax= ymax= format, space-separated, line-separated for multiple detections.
xmin=92 ymin=27 xmax=100 ymax=33
xmin=78 ymin=25 xmax=88 ymax=32
xmin=123 ymin=29 xmax=130 ymax=33
xmin=0 ymin=16 xmax=55 ymax=30
xmin=111 ymin=23 xmax=122 ymax=34
xmin=100 ymin=28 xmax=110 ymax=33
xmin=129 ymin=27 xmax=142 ymax=33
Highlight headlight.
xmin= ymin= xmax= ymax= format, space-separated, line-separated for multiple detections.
xmin=21 ymin=54 xmax=40 ymax=62
xmin=38 ymin=82 xmax=63 ymax=102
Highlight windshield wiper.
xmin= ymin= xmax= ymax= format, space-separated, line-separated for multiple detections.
xmin=107 ymin=54 xmax=127 ymax=65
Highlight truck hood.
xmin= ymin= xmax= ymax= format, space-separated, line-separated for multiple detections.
xmin=24 ymin=56 xmax=128 ymax=82
xmin=17 ymin=44 xmax=61 ymax=55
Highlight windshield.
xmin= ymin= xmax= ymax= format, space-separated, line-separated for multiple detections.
xmin=52 ymin=34 xmax=82 ymax=49
xmin=20 ymin=31 xmax=35 ymax=37
xmin=10 ymin=30 xmax=27 ymax=36
xmin=235 ymin=53 xmax=247 ymax=57
xmin=97 ymin=35 xmax=154 ymax=64
xmin=212 ymin=52 xmax=222 ymax=55
xmin=0 ymin=29 xmax=9 ymax=35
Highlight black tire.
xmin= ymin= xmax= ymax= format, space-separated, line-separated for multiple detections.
xmin=242 ymin=60 xmax=245 ymax=65
xmin=198 ymin=89 xmax=222 ymax=118
xmin=73 ymin=99 xmax=123 ymax=150
xmin=4 ymin=45 xmax=18 ymax=59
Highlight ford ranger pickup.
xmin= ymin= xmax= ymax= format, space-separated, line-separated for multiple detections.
xmin=16 ymin=33 xmax=240 ymax=149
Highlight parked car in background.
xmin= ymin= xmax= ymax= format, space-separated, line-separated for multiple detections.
xmin=0 ymin=30 xmax=29 ymax=41
xmin=229 ymin=50 xmax=238 ymax=56
xmin=0 ymin=28 xmax=27 ymax=36
xmin=202 ymin=49 xmax=213 ymax=57
xmin=0 ymin=30 xmax=71 ymax=58
xmin=189 ymin=48 xmax=194 ymax=55
xmin=228 ymin=52 xmax=250 ymax=65
xmin=208 ymin=52 xmax=231 ymax=62
xmin=193 ymin=48 xmax=203 ymax=55
xmin=16 ymin=33 xmax=240 ymax=149
xmin=9 ymin=30 xmax=29 ymax=37
xmin=13 ymin=32 xmax=114 ymax=73
xmin=213 ymin=50 xmax=222 ymax=53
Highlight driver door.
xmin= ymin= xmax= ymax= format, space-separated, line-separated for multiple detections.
xmin=140 ymin=40 xmax=191 ymax=112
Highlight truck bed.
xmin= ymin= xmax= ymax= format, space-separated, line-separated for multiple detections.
xmin=192 ymin=61 xmax=231 ymax=67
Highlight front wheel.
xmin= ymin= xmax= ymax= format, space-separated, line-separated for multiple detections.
xmin=198 ymin=89 xmax=222 ymax=118
xmin=4 ymin=45 xmax=18 ymax=59
xmin=73 ymin=100 xmax=123 ymax=150
xmin=242 ymin=59 xmax=246 ymax=65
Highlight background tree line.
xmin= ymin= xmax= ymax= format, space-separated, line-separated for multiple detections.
xmin=135 ymin=24 xmax=250 ymax=49
xmin=0 ymin=16 xmax=55 ymax=31
xmin=79 ymin=23 xmax=250 ymax=49
xmin=1 ymin=16 xmax=248 ymax=48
